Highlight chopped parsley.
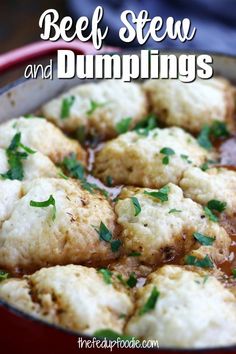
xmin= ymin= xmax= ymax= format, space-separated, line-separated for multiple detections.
xmin=1 ymin=132 xmax=36 ymax=181
xmin=76 ymin=126 xmax=86 ymax=145
xmin=232 ymin=269 xmax=236 ymax=278
xmin=130 ymin=197 xmax=141 ymax=216
xmin=180 ymin=154 xmax=192 ymax=164
xmin=144 ymin=186 xmax=170 ymax=202
xmin=62 ymin=153 xmax=84 ymax=180
xmin=126 ymin=273 xmax=137 ymax=288
xmin=23 ymin=114 xmax=34 ymax=119
xmin=204 ymin=200 xmax=226 ymax=223
xmin=203 ymin=275 xmax=209 ymax=284
xmin=60 ymin=96 xmax=75 ymax=119
xmin=160 ymin=147 xmax=175 ymax=165
xmin=81 ymin=180 xmax=109 ymax=198
xmin=160 ymin=147 xmax=175 ymax=156
xmin=162 ymin=156 xmax=169 ymax=165
xmin=86 ymin=100 xmax=107 ymax=116
xmin=119 ymin=313 xmax=126 ymax=319
xmin=139 ymin=286 xmax=160 ymax=316
xmin=197 ymin=126 xmax=212 ymax=150
xmin=116 ymin=274 xmax=126 ymax=286
xmin=30 ymin=195 xmax=56 ymax=221
xmin=57 ymin=169 xmax=69 ymax=180
xmin=106 ymin=176 xmax=113 ymax=187
xmin=200 ymin=159 xmax=218 ymax=171
xmin=134 ymin=114 xmax=157 ymax=136
xmin=62 ymin=154 xmax=108 ymax=197
xmin=207 ymin=199 xmax=226 ymax=213
xmin=0 ymin=270 xmax=9 ymax=282
xmin=117 ymin=273 xmax=137 ymax=288
xmin=193 ymin=232 xmax=215 ymax=246
xmin=204 ymin=206 xmax=219 ymax=222
xmin=129 ymin=251 xmax=141 ymax=257
xmin=210 ymin=121 xmax=229 ymax=138
xmin=116 ymin=117 xmax=132 ymax=134
xmin=169 ymin=208 xmax=182 ymax=214
xmin=95 ymin=222 xmax=121 ymax=252
xmin=197 ymin=121 xmax=229 ymax=150
xmin=185 ymin=255 xmax=214 ymax=268
xmin=98 ymin=269 xmax=113 ymax=284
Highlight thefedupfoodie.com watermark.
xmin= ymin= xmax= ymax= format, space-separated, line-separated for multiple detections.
xmin=78 ymin=336 xmax=159 ymax=351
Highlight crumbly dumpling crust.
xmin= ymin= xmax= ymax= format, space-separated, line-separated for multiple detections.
xmin=115 ymin=183 xmax=230 ymax=265
xmin=0 ymin=117 xmax=86 ymax=164
xmin=126 ymin=265 xmax=236 ymax=348
xmin=143 ymin=78 xmax=235 ymax=133
xmin=94 ymin=127 xmax=210 ymax=188
xmin=0 ymin=178 xmax=119 ymax=272
xmin=41 ymin=80 xmax=148 ymax=139
xmin=180 ymin=167 xmax=236 ymax=216
xmin=0 ymin=265 xmax=133 ymax=334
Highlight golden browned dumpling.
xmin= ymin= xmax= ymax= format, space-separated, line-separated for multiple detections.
xmin=115 ymin=183 xmax=230 ymax=266
xmin=0 ymin=117 xmax=86 ymax=164
xmin=0 ymin=265 xmax=133 ymax=334
xmin=0 ymin=178 xmax=119 ymax=273
xmin=143 ymin=78 xmax=235 ymax=133
xmin=126 ymin=265 xmax=236 ymax=348
xmin=94 ymin=127 xmax=212 ymax=188
xmin=41 ymin=80 xmax=148 ymax=139
xmin=180 ymin=167 xmax=236 ymax=216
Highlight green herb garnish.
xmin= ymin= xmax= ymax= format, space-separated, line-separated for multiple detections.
xmin=207 ymin=199 xmax=226 ymax=213
xmin=86 ymin=100 xmax=106 ymax=116
xmin=139 ymin=286 xmax=160 ymax=316
xmin=62 ymin=153 xmax=84 ymax=180
xmin=62 ymin=154 xmax=108 ymax=197
xmin=203 ymin=275 xmax=209 ymax=284
xmin=76 ymin=126 xmax=86 ymax=145
xmin=1 ymin=133 xmax=36 ymax=181
xmin=81 ymin=180 xmax=109 ymax=198
xmin=116 ymin=117 xmax=132 ymax=134
xmin=193 ymin=232 xmax=215 ymax=246
xmin=0 ymin=270 xmax=9 ymax=282
xmin=232 ymin=269 xmax=236 ymax=278
xmin=169 ymin=208 xmax=182 ymax=214
xmin=116 ymin=274 xmax=126 ymax=286
xmin=126 ymin=273 xmax=137 ymax=288
xmin=98 ymin=269 xmax=113 ymax=284
xmin=61 ymin=96 xmax=75 ymax=119
xmin=134 ymin=114 xmax=157 ymax=136
xmin=95 ymin=222 xmax=121 ymax=252
xmin=160 ymin=147 xmax=175 ymax=156
xmin=210 ymin=121 xmax=229 ymax=138
xmin=130 ymin=197 xmax=141 ymax=216
xmin=197 ymin=121 xmax=229 ymax=150
xmin=106 ymin=176 xmax=113 ymax=187
xmin=129 ymin=251 xmax=141 ymax=257
xmin=197 ymin=126 xmax=212 ymax=150
xmin=160 ymin=147 xmax=175 ymax=165
xmin=119 ymin=313 xmax=126 ymax=319
xmin=57 ymin=169 xmax=69 ymax=180
xmin=185 ymin=255 xmax=214 ymax=268
xmin=111 ymin=239 xmax=122 ymax=252
xmin=204 ymin=206 xmax=218 ymax=222
xmin=144 ymin=186 xmax=170 ymax=202
xmin=30 ymin=195 xmax=56 ymax=221
xmin=180 ymin=154 xmax=192 ymax=164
